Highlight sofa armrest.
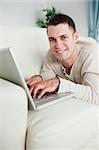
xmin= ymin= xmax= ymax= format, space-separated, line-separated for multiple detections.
xmin=0 ymin=78 xmax=28 ymax=150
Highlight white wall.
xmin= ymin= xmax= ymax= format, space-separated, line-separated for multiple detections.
xmin=0 ymin=0 xmax=88 ymax=36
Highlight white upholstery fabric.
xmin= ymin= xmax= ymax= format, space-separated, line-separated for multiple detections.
xmin=0 ymin=26 xmax=49 ymax=80
xmin=0 ymin=78 xmax=28 ymax=150
xmin=26 ymin=98 xmax=98 ymax=150
xmin=81 ymin=138 xmax=99 ymax=150
xmin=0 ymin=26 xmax=99 ymax=150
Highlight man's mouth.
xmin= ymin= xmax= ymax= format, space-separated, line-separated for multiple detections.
xmin=56 ymin=49 xmax=68 ymax=54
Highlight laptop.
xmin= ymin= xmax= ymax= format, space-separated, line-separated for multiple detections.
xmin=0 ymin=47 xmax=73 ymax=110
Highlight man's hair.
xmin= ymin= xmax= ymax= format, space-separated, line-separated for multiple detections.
xmin=47 ymin=14 xmax=76 ymax=33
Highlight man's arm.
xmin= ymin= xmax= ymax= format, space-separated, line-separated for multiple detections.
xmin=57 ymin=42 xmax=99 ymax=104
xmin=39 ymin=44 xmax=99 ymax=104
xmin=58 ymin=75 xmax=99 ymax=104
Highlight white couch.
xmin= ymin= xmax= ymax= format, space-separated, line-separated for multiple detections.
xmin=0 ymin=26 xmax=99 ymax=150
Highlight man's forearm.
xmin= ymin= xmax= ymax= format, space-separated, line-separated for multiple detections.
xmin=58 ymin=77 xmax=99 ymax=104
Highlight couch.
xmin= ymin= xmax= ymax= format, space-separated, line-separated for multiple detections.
xmin=0 ymin=26 xmax=99 ymax=150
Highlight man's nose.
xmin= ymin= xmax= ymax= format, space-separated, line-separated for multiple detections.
xmin=55 ymin=39 xmax=63 ymax=49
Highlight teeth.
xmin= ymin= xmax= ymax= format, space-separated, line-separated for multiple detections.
xmin=55 ymin=49 xmax=68 ymax=53
xmin=58 ymin=50 xmax=65 ymax=53
xmin=57 ymin=51 xmax=63 ymax=53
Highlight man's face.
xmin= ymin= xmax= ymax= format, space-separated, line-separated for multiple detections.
xmin=47 ymin=24 xmax=78 ymax=63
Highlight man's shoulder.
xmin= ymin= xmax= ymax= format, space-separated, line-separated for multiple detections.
xmin=78 ymin=36 xmax=98 ymax=53
xmin=78 ymin=36 xmax=99 ymax=62
xmin=78 ymin=36 xmax=97 ymax=46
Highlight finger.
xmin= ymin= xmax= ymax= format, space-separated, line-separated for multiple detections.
xmin=26 ymin=78 xmax=33 ymax=85
xmin=27 ymin=79 xmax=37 ymax=86
xmin=26 ymin=79 xmax=30 ymax=84
xmin=29 ymin=86 xmax=34 ymax=94
xmin=33 ymin=84 xmax=44 ymax=99
xmin=26 ymin=80 xmax=31 ymax=86
xmin=37 ymin=88 xmax=47 ymax=99
xmin=33 ymin=86 xmax=40 ymax=99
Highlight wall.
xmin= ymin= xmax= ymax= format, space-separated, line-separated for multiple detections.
xmin=0 ymin=0 xmax=88 ymax=36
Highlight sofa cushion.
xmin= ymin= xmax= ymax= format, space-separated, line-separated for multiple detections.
xmin=0 ymin=78 xmax=28 ymax=150
xmin=26 ymin=98 xmax=98 ymax=150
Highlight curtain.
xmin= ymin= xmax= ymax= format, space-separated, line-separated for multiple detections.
xmin=88 ymin=0 xmax=99 ymax=43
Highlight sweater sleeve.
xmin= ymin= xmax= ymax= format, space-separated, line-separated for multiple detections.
xmin=58 ymin=77 xmax=99 ymax=104
xmin=58 ymin=41 xmax=99 ymax=105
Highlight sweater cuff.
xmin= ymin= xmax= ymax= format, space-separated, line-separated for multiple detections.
xmin=57 ymin=77 xmax=75 ymax=93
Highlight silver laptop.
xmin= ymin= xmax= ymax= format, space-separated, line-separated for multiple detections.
xmin=0 ymin=47 xmax=73 ymax=110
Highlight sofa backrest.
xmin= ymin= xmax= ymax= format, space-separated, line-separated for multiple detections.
xmin=0 ymin=26 xmax=99 ymax=80
xmin=0 ymin=26 xmax=49 ymax=80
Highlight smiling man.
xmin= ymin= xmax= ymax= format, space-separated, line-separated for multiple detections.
xmin=27 ymin=14 xmax=99 ymax=104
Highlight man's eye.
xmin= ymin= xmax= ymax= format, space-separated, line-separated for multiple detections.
xmin=61 ymin=36 xmax=68 ymax=40
xmin=49 ymin=38 xmax=56 ymax=42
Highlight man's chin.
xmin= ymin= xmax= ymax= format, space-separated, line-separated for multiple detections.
xmin=56 ymin=57 xmax=64 ymax=62
xmin=54 ymin=54 xmax=67 ymax=61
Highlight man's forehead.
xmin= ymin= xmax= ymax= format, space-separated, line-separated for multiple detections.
xmin=47 ymin=24 xmax=72 ymax=38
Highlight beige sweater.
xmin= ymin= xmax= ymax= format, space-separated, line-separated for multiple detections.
xmin=40 ymin=37 xmax=99 ymax=104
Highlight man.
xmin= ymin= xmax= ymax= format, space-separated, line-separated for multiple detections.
xmin=27 ymin=14 xmax=99 ymax=104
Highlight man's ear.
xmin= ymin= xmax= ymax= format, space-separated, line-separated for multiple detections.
xmin=74 ymin=32 xmax=79 ymax=43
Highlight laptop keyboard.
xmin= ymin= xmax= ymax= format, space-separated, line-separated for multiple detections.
xmin=34 ymin=92 xmax=72 ymax=105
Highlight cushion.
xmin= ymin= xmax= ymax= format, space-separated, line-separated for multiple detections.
xmin=26 ymin=98 xmax=98 ymax=150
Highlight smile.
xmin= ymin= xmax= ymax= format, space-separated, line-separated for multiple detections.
xmin=56 ymin=49 xmax=68 ymax=54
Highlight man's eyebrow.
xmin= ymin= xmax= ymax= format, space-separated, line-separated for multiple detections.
xmin=49 ymin=34 xmax=68 ymax=39
xmin=48 ymin=37 xmax=56 ymax=40
xmin=48 ymin=34 xmax=68 ymax=41
xmin=60 ymin=34 xmax=68 ymax=37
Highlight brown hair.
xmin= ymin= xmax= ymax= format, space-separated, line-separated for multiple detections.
xmin=47 ymin=14 xmax=76 ymax=33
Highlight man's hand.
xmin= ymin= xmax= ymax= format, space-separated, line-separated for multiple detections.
xmin=27 ymin=75 xmax=43 ymax=94
xmin=32 ymin=77 xmax=60 ymax=99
